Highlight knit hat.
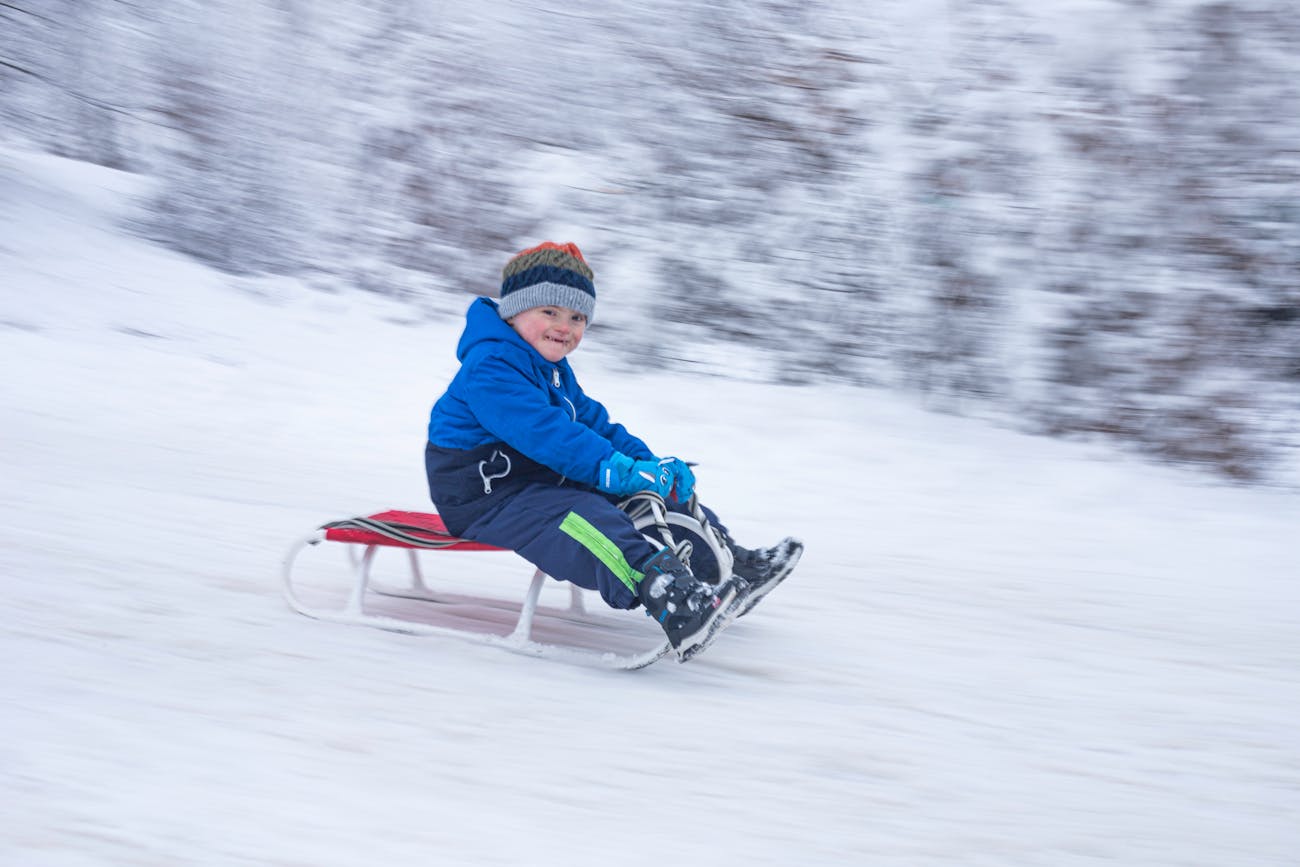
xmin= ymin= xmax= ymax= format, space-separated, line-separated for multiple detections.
xmin=498 ymin=241 xmax=596 ymax=322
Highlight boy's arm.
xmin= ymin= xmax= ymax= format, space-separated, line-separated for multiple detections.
xmin=569 ymin=384 xmax=656 ymax=460
xmin=570 ymin=376 xmax=697 ymax=501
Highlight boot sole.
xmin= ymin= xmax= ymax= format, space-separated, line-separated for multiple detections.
xmin=737 ymin=541 xmax=803 ymax=617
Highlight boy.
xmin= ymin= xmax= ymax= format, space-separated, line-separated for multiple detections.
xmin=425 ymin=241 xmax=801 ymax=661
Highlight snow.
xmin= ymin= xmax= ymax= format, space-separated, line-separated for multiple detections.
xmin=2 ymin=147 xmax=1298 ymax=866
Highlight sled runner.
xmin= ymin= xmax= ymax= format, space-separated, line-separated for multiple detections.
xmin=281 ymin=494 xmax=735 ymax=670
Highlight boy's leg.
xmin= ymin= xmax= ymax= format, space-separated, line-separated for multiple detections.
xmin=459 ymin=484 xmax=658 ymax=610
xmin=464 ymin=486 xmax=751 ymax=661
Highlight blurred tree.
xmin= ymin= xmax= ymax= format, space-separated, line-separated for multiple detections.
xmin=1039 ymin=0 xmax=1300 ymax=478
xmin=890 ymin=0 xmax=1034 ymax=409
xmin=144 ymin=1 xmax=309 ymax=274
xmin=0 ymin=0 xmax=141 ymax=168
xmin=614 ymin=0 xmax=893 ymax=382
xmin=330 ymin=1 xmax=529 ymax=298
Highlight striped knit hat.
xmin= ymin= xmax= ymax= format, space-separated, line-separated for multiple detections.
xmin=498 ymin=241 xmax=596 ymax=322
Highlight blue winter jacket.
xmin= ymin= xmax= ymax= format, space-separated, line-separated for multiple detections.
xmin=425 ymin=298 xmax=654 ymax=533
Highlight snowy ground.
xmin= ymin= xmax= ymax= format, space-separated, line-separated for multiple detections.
xmin=2 ymin=148 xmax=1298 ymax=867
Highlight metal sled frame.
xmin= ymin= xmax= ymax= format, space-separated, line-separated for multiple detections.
xmin=281 ymin=496 xmax=734 ymax=670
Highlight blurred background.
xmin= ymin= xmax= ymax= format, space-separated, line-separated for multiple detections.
xmin=3 ymin=0 xmax=1297 ymax=482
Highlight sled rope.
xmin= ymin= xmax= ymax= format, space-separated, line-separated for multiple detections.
xmin=617 ymin=492 xmax=721 ymax=573
xmin=320 ymin=516 xmax=464 ymax=549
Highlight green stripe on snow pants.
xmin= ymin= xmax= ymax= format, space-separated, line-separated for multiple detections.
xmin=453 ymin=484 xmax=659 ymax=609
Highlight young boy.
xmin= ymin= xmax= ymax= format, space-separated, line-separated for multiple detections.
xmin=425 ymin=241 xmax=801 ymax=661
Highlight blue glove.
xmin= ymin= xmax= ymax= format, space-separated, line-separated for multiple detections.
xmin=597 ymin=451 xmax=674 ymax=498
xmin=660 ymin=457 xmax=696 ymax=502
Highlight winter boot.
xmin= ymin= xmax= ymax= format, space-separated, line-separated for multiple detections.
xmin=639 ymin=547 xmax=749 ymax=662
xmin=729 ymin=537 xmax=803 ymax=617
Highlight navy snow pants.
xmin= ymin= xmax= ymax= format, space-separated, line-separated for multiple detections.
xmin=455 ymin=484 xmax=726 ymax=610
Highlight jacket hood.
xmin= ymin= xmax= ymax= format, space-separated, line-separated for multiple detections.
xmin=456 ymin=297 xmax=534 ymax=363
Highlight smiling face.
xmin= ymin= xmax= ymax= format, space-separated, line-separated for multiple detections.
xmin=508 ymin=305 xmax=588 ymax=362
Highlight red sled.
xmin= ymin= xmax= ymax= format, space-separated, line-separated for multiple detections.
xmin=281 ymin=499 xmax=734 ymax=670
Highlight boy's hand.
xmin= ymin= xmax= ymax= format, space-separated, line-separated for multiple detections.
xmin=659 ymin=457 xmax=696 ymax=502
xmin=597 ymin=452 xmax=674 ymax=498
